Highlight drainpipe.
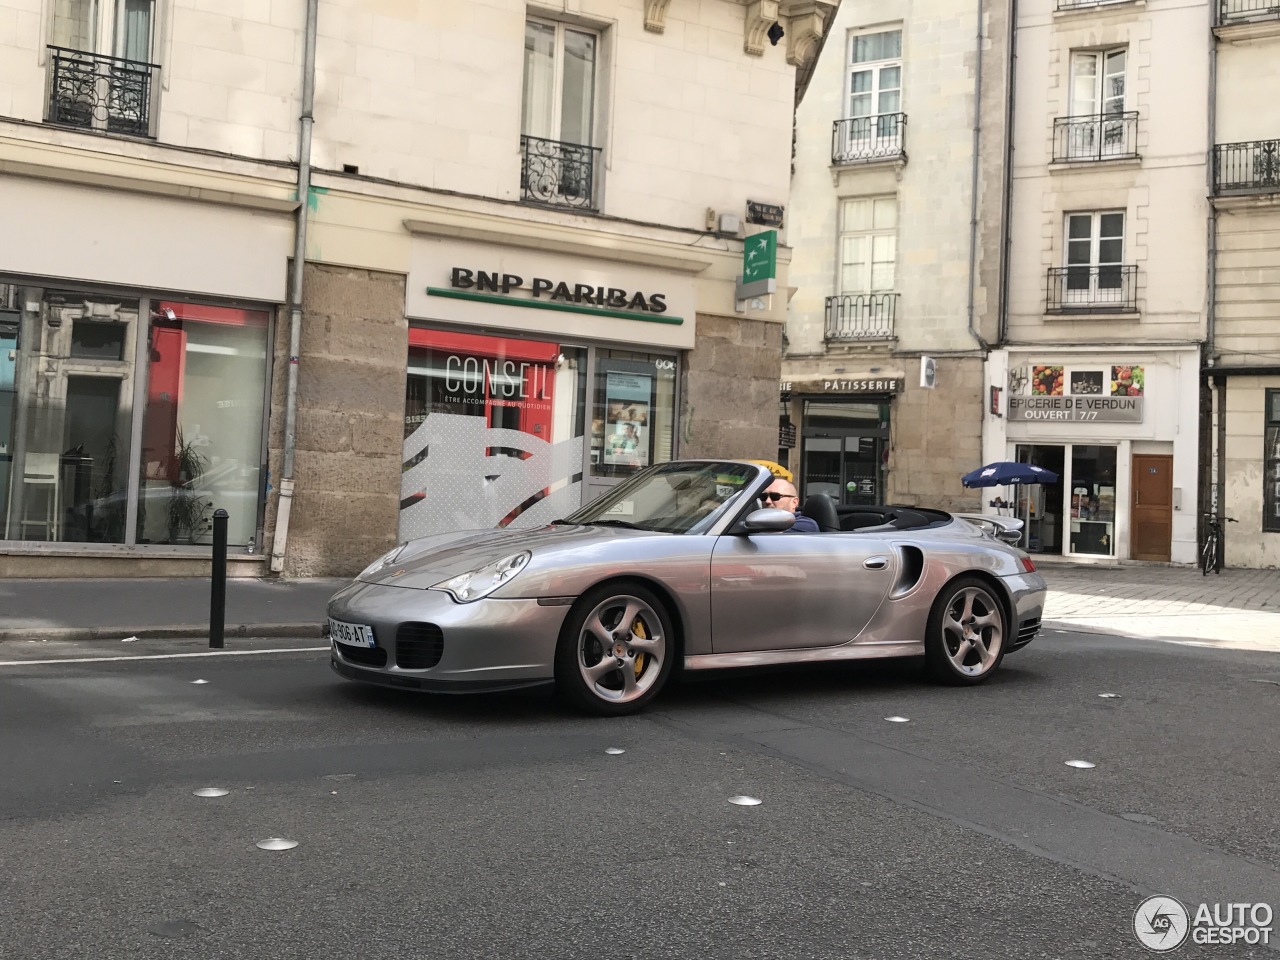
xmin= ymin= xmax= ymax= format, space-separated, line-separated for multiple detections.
xmin=270 ymin=0 xmax=319 ymax=574
xmin=965 ymin=0 xmax=991 ymax=351
xmin=1205 ymin=3 xmax=1220 ymax=531
xmin=997 ymin=0 xmax=1017 ymax=345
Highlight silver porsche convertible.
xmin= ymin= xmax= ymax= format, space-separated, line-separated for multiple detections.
xmin=327 ymin=459 xmax=1047 ymax=715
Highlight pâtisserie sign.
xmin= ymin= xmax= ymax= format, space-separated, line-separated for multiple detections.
xmin=1009 ymin=396 xmax=1144 ymax=422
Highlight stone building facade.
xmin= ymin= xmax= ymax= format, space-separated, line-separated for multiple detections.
xmin=0 ymin=0 xmax=836 ymax=577
xmin=1209 ymin=3 xmax=1280 ymax=568
xmin=782 ymin=0 xmax=1010 ymax=513
xmin=983 ymin=0 xmax=1208 ymax=565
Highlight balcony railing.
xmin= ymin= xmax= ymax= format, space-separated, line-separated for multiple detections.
xmin=1057 ymin=0 xmax=1138 ymax=8
xmin=1052 ymin=112 xmax=1139 ymax=163
xmin=824 ymin=294 xmax=898 ymax=341
xmin=1213 ymin=139 xmax=1280 ymax=194
xmin=831 ymin=114 xmax=907 ymax=165
xmin=1218 ymin=0 xmax=1280 ymax=24
xmin=519 ymin=135 xmax=601 ymax=211
xmin=46 ymin=45 xmax=158 ymax=137
xmin=1046 ymin=265 xmax=1138 ymax=314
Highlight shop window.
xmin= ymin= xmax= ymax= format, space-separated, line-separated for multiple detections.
xmin=0 ymin=284 xmax=270 ymax=551
xmin=0 ymin=289 xmax=135 ymax=544
xmin=1265 ymin=389 xmax=1280 ymax=533
xmin=402 ymin=328 xmax=588 ymax=540
xmin=800 ymin=401 xmax=890 ymax=506
xmin=1069 ymin=444 xmax=1117 ymax=556
xmin=136 ymin=302 xmax=269 ymax=547
xmin=590 ymin=351 xmax=676 ymax=480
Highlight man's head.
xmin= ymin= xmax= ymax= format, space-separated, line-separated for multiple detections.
xmin=761 ymin=478 xmax=800 ymax=514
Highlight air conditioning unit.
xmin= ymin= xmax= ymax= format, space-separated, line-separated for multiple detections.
xmin=920 ymin=355 xmax=938 ymax=389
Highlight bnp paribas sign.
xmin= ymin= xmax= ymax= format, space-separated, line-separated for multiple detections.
xmin=737 ymin=229 xmax=777 ymax=301
xmin=1008 ymin=395 xmax=1144 ymax=423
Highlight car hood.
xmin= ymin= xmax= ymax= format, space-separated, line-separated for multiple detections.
xmin=358 ymin=523 xmax=641 ymax=590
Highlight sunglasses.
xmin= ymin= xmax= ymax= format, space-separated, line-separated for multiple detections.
xmin=761 ymin=492 xmax=796 ymax=502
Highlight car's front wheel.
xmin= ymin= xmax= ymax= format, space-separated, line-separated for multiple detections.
xmin=555 ymin=582 xmax=674 ymax=716
xmin=925 ymin=576 xmax=1007 ymax=685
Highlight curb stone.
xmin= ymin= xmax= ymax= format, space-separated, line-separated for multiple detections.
xmin=0 ymin=623 xmax=329 ymax=644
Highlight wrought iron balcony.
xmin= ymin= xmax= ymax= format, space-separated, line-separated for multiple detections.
xmin=1056 ymin=0 xmax=1138 ymax=8
xmin=824 ymin=294 xmax=898 ymax=341
xmin=831 ymin=114 xmax=907 ymax=165
xmin=1218 ymin=0 xmax=1280 ymax=24
xmin=1046 ymin=265 xmax=1138 ymax=315
xmin=1052 ymin=112 xmax=1139 ymax=163
xmin=1213 ymin=139 xmax=1280 ymax=194
xmin=46 ymin=46 xmax=158 ymax=137
xmin=519 ymin=135 xmax=601 ymax=211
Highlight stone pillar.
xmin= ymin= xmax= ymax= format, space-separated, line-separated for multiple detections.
xmin=680 ymin=313 xmax=782 ymax=460
xmin=886 ymin=356 xmax=984 ymax=512
xmin=264 ymin=263 xmax=407 ymax=578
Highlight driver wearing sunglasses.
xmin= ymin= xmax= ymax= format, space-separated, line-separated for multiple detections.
xmin=761 ymin=479 xmax=820 ymax=533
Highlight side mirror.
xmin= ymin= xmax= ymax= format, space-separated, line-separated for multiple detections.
xmin=734 ymin=507 xmax=800 ymax=534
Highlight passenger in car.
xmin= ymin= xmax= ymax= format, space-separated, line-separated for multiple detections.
xmin=761 ymin=479 xmax=820 ymax=532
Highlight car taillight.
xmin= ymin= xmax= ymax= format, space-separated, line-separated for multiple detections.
xmin=1020 ymin=556 xmax=1037 ymax=573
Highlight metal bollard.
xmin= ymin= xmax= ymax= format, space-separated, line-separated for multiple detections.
xmin=210 ymin=509 xmax=229 ymax=649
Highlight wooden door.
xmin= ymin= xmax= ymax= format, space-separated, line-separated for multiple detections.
xmin=1131 ymin=455 xmax=1173 ymax=561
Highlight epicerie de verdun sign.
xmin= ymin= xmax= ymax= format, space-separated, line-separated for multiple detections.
xmin=1008 ymin=395 xmax=1144 ymax=423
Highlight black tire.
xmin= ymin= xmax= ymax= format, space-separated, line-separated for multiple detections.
xmin=1201 ymin=538 xmax=1214 ymax=577
xmin=554 ymin=581 xmax=675 ymax=716
xmin=925 ymin=575 xmax=1008 ymax=686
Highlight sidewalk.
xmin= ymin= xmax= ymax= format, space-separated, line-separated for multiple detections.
xmin=1037 ymin=560 xmax=1280 ymax=650
xmin=0 ymin=576 xmax=345 ymax=642
xmin=0 ymin=564 xmax=1277 ymax=648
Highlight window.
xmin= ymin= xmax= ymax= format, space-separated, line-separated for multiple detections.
xmin=520 ymin=18 xmax=601 ymax=209
xmin=839 ymin=198 xmax=897 ymax=295
xmin=47 ymin=0 xmax=158 ymax=136
xmin=591 ymin=351 xmax=676 ymax=481
xmin=1061 ymin=211 xmax=1129 ymax=308
xmin=401 ymin=330 xmax=589 ymax=539
xmin=1060 ymin=48 xmax=1132 ymax=160
xmin=137 ymin=303 xmax=270 ymax=547
xmin=1266 ymin=389 xmax=1280 ymax=533
xmin=836 ymin=28 xmax=903 ymax=160
xmin=0 ymin=283 xmax=270 ymax=549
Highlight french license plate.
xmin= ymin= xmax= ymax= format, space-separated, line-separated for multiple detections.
xmin=329 ymin=618 xmax=375 ymax=648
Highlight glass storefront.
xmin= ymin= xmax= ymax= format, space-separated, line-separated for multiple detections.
xmin=799 ymin=401 xmax=890 ymax=505
xmin=0 ymin=281 xmax=270 ymax=548
xmin=401 ymin=328 xmax=677 ymax=540
xmin=1014 ymin=442 xmax=1117 ymax=557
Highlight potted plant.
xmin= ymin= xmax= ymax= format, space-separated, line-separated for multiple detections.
xmin=168 ymin=429 xmax=210 ymax=543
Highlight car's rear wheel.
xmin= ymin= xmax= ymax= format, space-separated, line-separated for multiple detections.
xmin=555 ymin=582 xmax=674 ymax=716
xmin=925 ymin=576 xmax=1007 ymax=685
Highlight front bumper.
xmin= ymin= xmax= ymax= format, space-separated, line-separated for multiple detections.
xmin=1001 ymin=571 xmax=1047 ymax=652
xmin=326 ymin=579 xmax=567 ymax=691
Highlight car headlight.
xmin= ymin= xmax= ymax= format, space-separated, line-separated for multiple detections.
xmin=433 ymin=551 xmax=531 ymax=603
xmin=358 ymin=544 xmax=406 ymax=579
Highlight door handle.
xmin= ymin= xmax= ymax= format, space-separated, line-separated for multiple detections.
xmin=864 ymin=556 xmax=888 ymax=570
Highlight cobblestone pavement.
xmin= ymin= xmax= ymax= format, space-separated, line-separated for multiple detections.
xmin=1038 ymin=561 xmax=1280 ymax=650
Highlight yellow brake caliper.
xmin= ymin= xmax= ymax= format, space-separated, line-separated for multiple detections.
xmin=633 ymin=618 xmax=647 ymax=677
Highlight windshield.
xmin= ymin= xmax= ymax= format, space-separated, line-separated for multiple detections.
xmin=564 ymin=461 xmax=764 ymax=534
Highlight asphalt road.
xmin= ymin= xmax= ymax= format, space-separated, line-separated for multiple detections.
xmin=1 ymin=631 xmax=1277 ymax=960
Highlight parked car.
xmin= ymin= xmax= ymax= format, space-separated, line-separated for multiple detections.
xmin=327 ymin=459 xmax=1047 ymax=715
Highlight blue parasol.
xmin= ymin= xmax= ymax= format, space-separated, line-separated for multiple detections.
xmin=961 ymin=461 xmax=1060 ymax=488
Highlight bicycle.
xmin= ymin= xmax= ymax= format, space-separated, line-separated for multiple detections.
xmin=1201 ymin=513 xmax=1237 ymax=576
